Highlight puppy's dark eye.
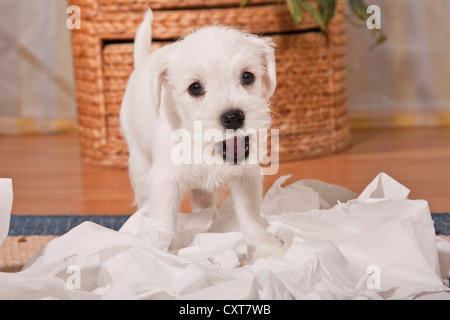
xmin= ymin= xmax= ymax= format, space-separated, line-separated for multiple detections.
xmin=188 ymin=82 xmax=205 ymax=97
xmin=241 ymin=72 xmax=255 ymax=86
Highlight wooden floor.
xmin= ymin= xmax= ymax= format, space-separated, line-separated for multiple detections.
xmin=0 ymin=127 xmax=449 ymax=216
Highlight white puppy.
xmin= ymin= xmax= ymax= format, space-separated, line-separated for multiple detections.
xmin=120 ymin=10 xmax=282 ymax=259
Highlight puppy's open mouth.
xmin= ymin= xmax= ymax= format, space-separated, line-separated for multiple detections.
xmin=220 ymin=136 xmax=250 ymax=164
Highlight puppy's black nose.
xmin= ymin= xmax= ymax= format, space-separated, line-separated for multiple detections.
xmin=220 ymin=109 xmax=245 ymax=130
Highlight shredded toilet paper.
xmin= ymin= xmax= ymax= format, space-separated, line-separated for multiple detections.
xmin=0 ymin=179 xmax=13 ymax=247
xmin=0 ymin=173 xmax=449 ymax=300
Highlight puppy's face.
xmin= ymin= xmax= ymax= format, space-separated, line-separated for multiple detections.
xmin=153 ymin=27 xmax=277 ymax=164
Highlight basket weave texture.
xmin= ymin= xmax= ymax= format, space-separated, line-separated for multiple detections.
xmin=70 ymin=0 xmax=351 ymax=168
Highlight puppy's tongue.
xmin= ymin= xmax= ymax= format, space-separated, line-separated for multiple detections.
xmin=224 ymin=136 xmax=246 ymax=160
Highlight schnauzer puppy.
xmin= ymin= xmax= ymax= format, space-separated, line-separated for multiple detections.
xmin=120 ymin=10 xmax=282 ymax=259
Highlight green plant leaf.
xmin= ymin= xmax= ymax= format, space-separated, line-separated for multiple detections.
xmin=348 ymin=0 xmax=387 ymax=47
xmin=370 ymin=29 xmax=388 ymax=48
xmin=241 ymin=0 xmax=387 ymax=48
xmin=300 ymin=0 xmax=327 ymax=32
xmin=349 ymin=0 xmax=369 ymax=21
xmin=240 ymin=0 xmax=253 ymax=7
xmin=287 ymin=0 xmax=303 ymax=24
xmin=317 ymin=0 xmax=336 ymax=25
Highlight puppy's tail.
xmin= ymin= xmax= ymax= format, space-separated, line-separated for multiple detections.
xmin=134 ymin=9 xmax=153 ymax=69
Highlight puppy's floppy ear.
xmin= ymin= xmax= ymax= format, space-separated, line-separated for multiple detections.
xmin=146 ymin=46 xmax=170 ymax=118
xmin=251 ymin=36 xmax=277 ymax=100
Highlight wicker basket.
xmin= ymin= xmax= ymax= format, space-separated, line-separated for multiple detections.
xmin=69 ymin=0 xmax=350 ymax=168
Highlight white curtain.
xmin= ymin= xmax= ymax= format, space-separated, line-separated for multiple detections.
xmin=346 ymin=0 xmax=450 ymax=127
xmin=0 ymin=0 xmax=76 ymax=135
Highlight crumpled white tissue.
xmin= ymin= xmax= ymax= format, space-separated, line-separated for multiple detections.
xmin=0 ymin=173 xmax=449 ymax=300
xmin=0 ymin=179 xmax=13 ymax=246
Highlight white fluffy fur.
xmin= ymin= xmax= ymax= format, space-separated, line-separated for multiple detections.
xmin=120 ymin=10 xmax=282 ymax=259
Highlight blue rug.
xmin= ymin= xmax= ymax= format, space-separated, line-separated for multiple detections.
xmin=8 ymin=215 xmax=130 ymax=236
xmin=6 ymin=214 xmax=450 ymax=237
